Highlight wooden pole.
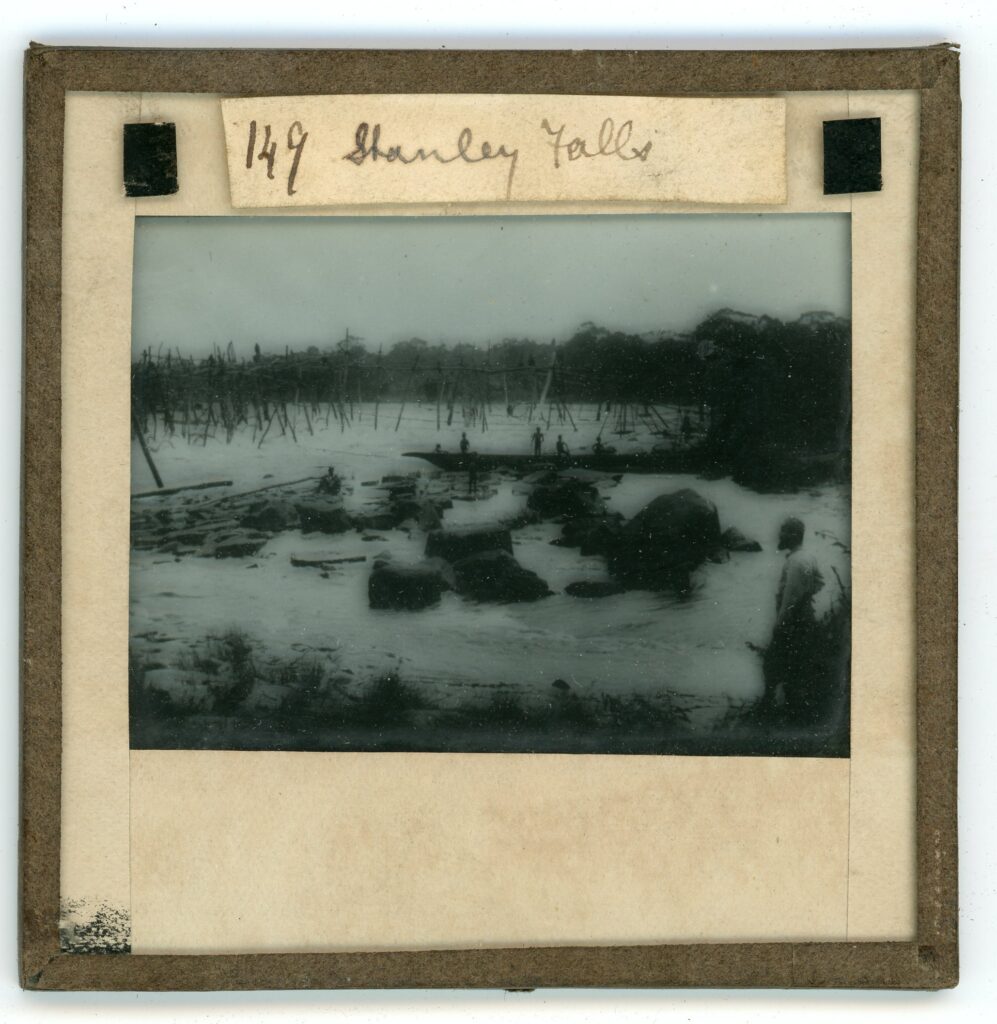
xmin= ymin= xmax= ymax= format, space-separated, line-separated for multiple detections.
xmin=131 ymin=409 xmax=164 ymax=489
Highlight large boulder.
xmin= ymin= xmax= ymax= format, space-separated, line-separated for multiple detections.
xmin=294 ymin=498 xmax=354 ymax=535
xmin=527 ymin=478 xmax=603 ymax=520
xmin=501 ymin=507 xmax=543 ymax=531
xmin=239 ymin=498 xmax=300 ymax=533
xmin=368 ymin=559 xmax=450 ymax=611
xmin=609 ymin=488 xmax=721 ymax=587
xmin=425 ymin=524 xmax=513 ymax=563
xmin=452 ymin=550 xmax=552 ymax=603
xmin=721 ymin=526 xmax=763 ymax=552
xmin=392 ymin=498 xmax=443 ymax=531
xmin=557 ymin=512 xmax=626 ymax=557
xmin=565 ymin=580 xmax=626 ymax=599
xmin=356 ymin=510 xmax=404 ymax=532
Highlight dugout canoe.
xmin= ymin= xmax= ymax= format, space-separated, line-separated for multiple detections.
xmin=402 ymin=448 xmax=705 ymax=475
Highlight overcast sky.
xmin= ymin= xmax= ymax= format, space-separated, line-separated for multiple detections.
xmin=132 ymin=214 xmax=850 ymax=356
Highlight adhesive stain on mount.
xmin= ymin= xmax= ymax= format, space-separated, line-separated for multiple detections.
xmin=823 ymin=118 xmax=882 ymax=196
xmin=123 ymin=122 xmax=179 ymax=198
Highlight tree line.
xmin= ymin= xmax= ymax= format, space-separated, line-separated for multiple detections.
xmin=133 ymin=308 xmax=851 ymax=475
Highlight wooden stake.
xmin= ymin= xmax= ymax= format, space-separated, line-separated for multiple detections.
xmin=131 ymin=409 xmax=165 ymax=489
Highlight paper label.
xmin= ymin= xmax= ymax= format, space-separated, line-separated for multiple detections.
xmin=221 ymin=94 xmax=786 ymax=207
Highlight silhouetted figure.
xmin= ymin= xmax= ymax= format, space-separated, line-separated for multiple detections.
xmin=763 ymin=517 xmax=825 ymax=719
xmin=434 ymin=443 xmax=444 ymax=455
xmin=592 ymin=437 xmax=606 ymax=455
xmin=459 ymin=432 xmax=470 ymax=455
xmin=555 ymin=435 xmax=569 ymax=459
xmin=681 ymin=413 xmax=694 ymax=445
xmin=316 ymin=466 xmax=342 ymax=495
xmin=531 ymin=427 xmax=544 ymax=456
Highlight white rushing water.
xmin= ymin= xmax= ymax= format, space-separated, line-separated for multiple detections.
xmin=131 ymin=402 xmax=850 ymax=710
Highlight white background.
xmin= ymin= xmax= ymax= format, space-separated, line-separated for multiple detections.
xmin=2 ymin=2 xmax=993 ymax=1021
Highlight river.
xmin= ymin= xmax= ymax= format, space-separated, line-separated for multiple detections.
xmin=130 ymin=402 xmax=850 ymax=719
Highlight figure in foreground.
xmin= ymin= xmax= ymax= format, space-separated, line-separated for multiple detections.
xmin=763 ymin=516 xmax=825 ymax=718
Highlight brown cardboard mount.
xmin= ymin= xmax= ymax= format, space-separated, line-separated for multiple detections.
xmin=21 ymin=44 xmax=959 ymax=991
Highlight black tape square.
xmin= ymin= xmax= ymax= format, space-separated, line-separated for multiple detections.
xmin=822 ymin=117 xmax=882 ymax=195
xmin=123 ymin=122 xmax=179 ymax=198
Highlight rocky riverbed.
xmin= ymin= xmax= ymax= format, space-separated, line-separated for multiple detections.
xmin=130 ymin=404 xmax=851 ymax=754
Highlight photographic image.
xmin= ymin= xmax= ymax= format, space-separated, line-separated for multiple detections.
xmin=129 ymin=213 xmax=851 ymax=756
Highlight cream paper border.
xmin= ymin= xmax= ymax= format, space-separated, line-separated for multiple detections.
xmin=61 ymin=90 xmax=916 ymax=952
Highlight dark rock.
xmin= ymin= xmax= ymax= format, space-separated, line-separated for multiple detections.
xmin=294 ymin=498 xmax=353 ymax=535
xmin=423 ymin=556 xmax=457 ymax=591
xmin=502 ymin=507 xmax=543 ymax=531
xmin=558 ymin=512 xmax=626 ymax=557
xmin=425 ymin=524 xmax=513 ymax=563
xmin=565 ymin=580 xmax=627 ymax=598
xmin=522 ymin=469 xmax=560 ymax=486
xmin=559 ymin=468 xmax=621 ymax=485
xmin=358 ymin=511 xmax=403 ymax=531
xmin=199 ymin=530 xmax=269 ymax=558
xmin=721 ymin=526 xmax=763 ymax=552
xmin=159 ymin=526 xmax=213 ymax=546
xmin=382 ymin=478 xmax=417 ymax=498
xmin=290 ymin=552 xmax=366 ymax=568
xmin=552 ymin=678 xmax=571 ymax=691
xmin=418 ymin=502 xmax=443 ymax=531
xmin=368 ymin=560 xmax=450 ymax=611
xmin=527 ymin=478 xmax=604 ymax=520
xmin=452 ymin=550 xmax=552 ymax=603
xmin=393 ymin=498 xmax=443 ymax=531
xmin=239 ymin=498 xmax=300 ymax=532
xmin=580 ymin=523 xmax=625 ymax=557
xmin=609 ymin=489 xmax=721 ymax=587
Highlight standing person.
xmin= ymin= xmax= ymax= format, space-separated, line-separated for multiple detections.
xmin=680 ymin=413 xmax=694 ymax=446
xmin=459 ymin=431 xmax=470 ymax=455
xmin=763 ymin=517 xmax=825 ymax=718
xmin=531 ymin=426 xmax=544 ymax=456
xmin=555 ymin=434 xmax=569 ymax=459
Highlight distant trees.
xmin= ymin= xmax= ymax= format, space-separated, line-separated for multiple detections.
xmin=134 ymin=308 xmax=851 ymax=483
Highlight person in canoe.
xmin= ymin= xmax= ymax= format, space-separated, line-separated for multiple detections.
xmin=555 ymin=435 xmax=570 ymax=459
xmin=316 ymin=465 xmax=342 ymax=495
xmin=531 ymin=426 xmax=544 ymax=456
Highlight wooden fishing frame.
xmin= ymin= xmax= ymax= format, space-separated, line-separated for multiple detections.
xmin=21 ymin=44 xmax=959 ymax=991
